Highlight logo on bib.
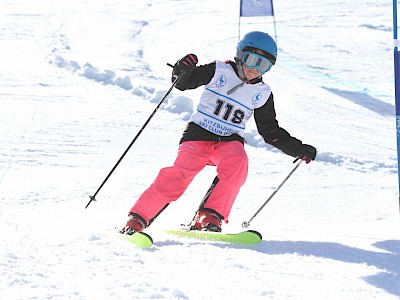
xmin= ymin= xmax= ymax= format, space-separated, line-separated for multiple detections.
xmin=252 ymin=93 xmax=262 ymax=105
xmin=216 ymin=75 xmax=226 ymax=88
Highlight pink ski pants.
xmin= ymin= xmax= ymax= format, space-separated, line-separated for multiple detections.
xmin=129 ymin=140 xmax=248 ymax=224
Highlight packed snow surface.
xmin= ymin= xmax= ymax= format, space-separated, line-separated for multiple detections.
xmin=1 ymin=0 xmax=399 ymax=299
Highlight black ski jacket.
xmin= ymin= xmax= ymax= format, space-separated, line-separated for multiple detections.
xmin=172 ymin=60 xmax=303 ymax=158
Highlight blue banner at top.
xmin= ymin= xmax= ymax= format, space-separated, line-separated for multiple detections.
xmin=240 ymin=0 xmax=274 ymax=17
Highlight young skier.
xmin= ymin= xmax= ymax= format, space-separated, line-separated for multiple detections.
xmin=120 ymin=31 xmax=316 ymax=234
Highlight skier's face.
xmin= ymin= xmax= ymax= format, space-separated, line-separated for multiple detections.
xmin=241 ymin=48 xmax=273 ymax=81
xmin=241 ymin=48 xmax=270 ymax=80
xmin=242 ymin=63 xmax=261 ymax=81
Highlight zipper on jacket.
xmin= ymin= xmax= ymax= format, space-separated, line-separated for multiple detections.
xmin=227 ymin=81 xmax=245 ymax=95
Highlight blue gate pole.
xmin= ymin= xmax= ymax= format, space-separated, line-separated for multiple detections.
xmin=393 ymin=0 xmax=400 ymax=211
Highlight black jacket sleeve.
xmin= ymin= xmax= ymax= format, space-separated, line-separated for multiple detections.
xmin=254 ymin=93 xmax=303 ymax=157
xmin=172 ymin=61 xmax=216 ymax=90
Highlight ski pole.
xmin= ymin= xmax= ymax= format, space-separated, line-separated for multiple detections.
xmin=85 ymin=71 xmax=184 ymax=209
xmin=242 ymin=159 xmax=303 ymax=228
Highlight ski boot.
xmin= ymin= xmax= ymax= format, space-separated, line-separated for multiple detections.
xmin=191 ymin=208 xmax=223 ymax=232
xmin=119 ymin=212 xmax=147 ymax=235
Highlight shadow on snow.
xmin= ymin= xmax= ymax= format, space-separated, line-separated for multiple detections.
xmin=257 ymin=239 xmax=400 ymax=297
xmin=322 ymin=87 xmax=394 ymax=117
xmin=154 ymin=237 xmax=399 ymax=296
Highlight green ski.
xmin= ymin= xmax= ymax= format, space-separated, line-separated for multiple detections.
xmin=119 ymin=232 xmax=153 ymax=248
xmin=164 ymin=229 xmax=262 ymax=245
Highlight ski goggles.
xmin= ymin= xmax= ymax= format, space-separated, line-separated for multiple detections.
xmin=241 ymin=51 xmax=273 ymax=74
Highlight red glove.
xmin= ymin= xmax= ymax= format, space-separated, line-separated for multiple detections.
xmin=177 ymin=54 xmax=198 ymax=71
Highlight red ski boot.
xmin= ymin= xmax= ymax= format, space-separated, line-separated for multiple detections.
xmin=192 ymin=209 xmax=222 ymax=232
xmin=120 ymin=213 xmax=147 ymax=235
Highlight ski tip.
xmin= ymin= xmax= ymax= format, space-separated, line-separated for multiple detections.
xmin=119 ymin=232 xmax=153 ymax=248
xmin=246 ymin=230 xmax=262 ymax=240
xmin=139 ymin=232 xmax=153 ymax=244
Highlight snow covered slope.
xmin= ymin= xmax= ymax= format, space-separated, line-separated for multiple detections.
xmin=1 ymin=0 xmax=399 ymax=299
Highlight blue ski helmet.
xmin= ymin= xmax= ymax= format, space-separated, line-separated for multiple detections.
xmin=236 ymin=31 xmax=277 ymax=65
